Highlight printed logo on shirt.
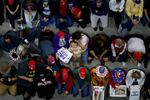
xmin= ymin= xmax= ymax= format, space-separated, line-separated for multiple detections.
xmin=59 ymin=39 xmax=66 ymax=47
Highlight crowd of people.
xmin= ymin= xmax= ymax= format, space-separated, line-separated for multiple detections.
xmin=0 ymin=0 xmax=150 ymax=100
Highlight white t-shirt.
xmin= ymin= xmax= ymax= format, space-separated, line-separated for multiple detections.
xmin=109 ymin=0 xmax=125 ymax=12
xmin=125 ymin=69 xmax=145 ymax=89
xmin=127 ymin=37 xmax=146 ymax=54
xmin=79 ymin=34 xmax=89 ymax=51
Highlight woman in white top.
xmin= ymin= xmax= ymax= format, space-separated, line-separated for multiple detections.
xmin=71 ymin=31 xmax=89 ymax=66
xmin=109 ymin=0 xmax=125 ymax=29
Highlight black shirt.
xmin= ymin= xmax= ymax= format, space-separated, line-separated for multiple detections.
xmin=0 ymin=66 xmax=17 ymax=86
xmin=144 ymin=0 xmax=150 ymax=17
xmin=6 ymin=0 xmax=20 ymax=12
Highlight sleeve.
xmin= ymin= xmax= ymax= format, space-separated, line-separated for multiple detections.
xmin=0 ymin=36 xmax=4 ymax=49
xmin=139 ymin=71 xmax=145 ymax=88
xmin=53 ymin=35 xmax=59 ymax=53
xmin=119 ymin=43 xmax=126 ymax=55
xmin=109 ymin=0 xmax=115 ymax=11
xmin=104 ymin=1 xmax=109 ymax=15
xmin=125 ymin=72 xmax=133 ymax=88
xmin=81 ymin=34 xmax=89 ymax=49
xmin=65 ymin=34 xmax=71 ymax=49
xmin=66 ymin=76 xmax=73 ymax=92
xmin=10 ymin=66 xmax=18 ymax=77
xmin=144 ymin=73 xmax=150 ymax=89
xmin=127 ymin=39 xmax=133 ymax=53
xmin=111 ymin=43 xmax=116 ymax=57
xmin=119 ymin=0 xmax=125 ymax=12
xmin=18 ymin=63 xmax=27 ymax=76
xmin=125 ymin=0 xmax=132 ymax=18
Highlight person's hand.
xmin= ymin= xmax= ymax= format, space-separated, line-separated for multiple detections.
xmin=43 ymin=17 xmax=49 ymax=22
xmin=78 ymin=19 xmax=83 ymax=22
xmin=64 ymin=91 xmax=69 ymax=96
xmin=55 ymin=53 xmax=58 ymax=59
xmin=0 ymin=78 xmax=4 ymax=82
xmin=148 ymin=89 xmax=150 ymax=94
xmin=37 ymin=82 xmax=43 ymax=86
xmin=60 ymin=18 xmax=64 ymax=22
xmin=7 ymin=78 xmax=12 ymax=82
xmin=28 ymin=78 xmax=33 ymax=82
xmin=45 ymin=80 xmax=52 ymax=85
xmin=82 ymin=6 xmax=85 ymax=8
xmin=10 ymin=11 xmax=14 ymax=15
xmin=116 ymin=55 xmax=119 ymax=61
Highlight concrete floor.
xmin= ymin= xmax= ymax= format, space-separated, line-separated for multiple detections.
xmin=0 ymin=17 xmax=150 ymax=100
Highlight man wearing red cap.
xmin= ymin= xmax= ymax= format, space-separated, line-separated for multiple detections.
xmin=110 ymin=37 xmax=128 ymax=66
xmin=53 ymin=31 xmax=70 ymax=53
xmin=55 ymin=66 xmax=73 ymax=95
xmin=17 ymin=59 xmax=43 ymax=100
xmin=72 ymin=67 xmax=91 ymax=97
xmin=54 ymin=0 xmax=73 ymax=30
xmin=71 ymin=6 xmax=88 ymax=28
xmin=47 ymin=55 xmax=61 ymax=76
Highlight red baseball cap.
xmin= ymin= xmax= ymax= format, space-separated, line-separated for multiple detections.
xmin=58 ymin=31 xmax=65 ymax=38
xmin=133 ymin=51 xmax=142 ymax=61
xmin=71 ymin=7 xmax=82 ymax=19
xmin=48 ymin=55 xmax=55 ymax=65
xmin=28 ymin=60 xmax=36 ymax=71
xmin=79 ymin=67 xmax=86 ymax=79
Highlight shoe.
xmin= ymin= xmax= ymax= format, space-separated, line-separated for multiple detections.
xmin=99 ymin=26 xmax=103 ymax=31
xmin=23 ymin=96 xmax=31 ymax=100
xmin=87 ymin=58 xmax=93 ymax=64
xmin=117 ymin=24 xmax=123 ymax=33
xmin=93 ymin=27 xmax=97 ymax=31
xmin=137 ymin=63 xmax=141 ymax=67
xmin=13 ymin=29 xmax=16 ymax=31
xmin=122 ymin=62 xmax=126 ymax=66
xmin=9 ymin=24 xmax=12 ymax=28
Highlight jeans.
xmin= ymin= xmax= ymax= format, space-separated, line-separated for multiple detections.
xmin=82 ymin=49 xmax=89 ymax=64
xmin=121 ymin=17 xmax=134 ymax=31
xmin=141 ymin=15 xmax=150 ymax=27
xmin=110 ymin=51 xmax=128 ymax=62
xmin=57 ymin=83 xmax=66 ymax=94
xmin=72 ymin=84 xmax=90 ymax=97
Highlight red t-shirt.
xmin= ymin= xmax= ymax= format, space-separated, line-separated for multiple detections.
xmin=59 ymin=0 xmax=67 ymax=17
